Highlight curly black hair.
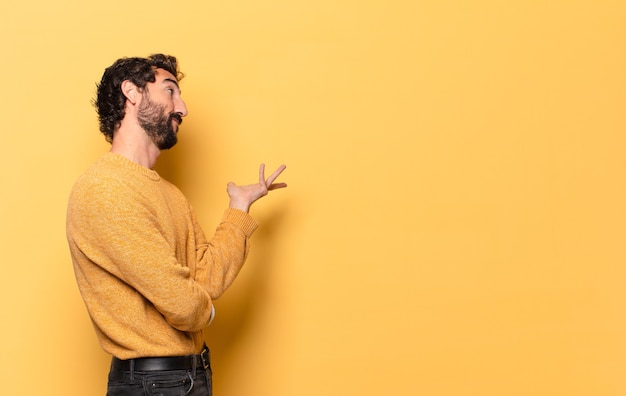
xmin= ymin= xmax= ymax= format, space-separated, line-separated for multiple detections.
xmin=94 ymin=54 xmax=184 ymax=142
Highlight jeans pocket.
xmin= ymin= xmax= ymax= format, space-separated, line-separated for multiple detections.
xmin=146 ymin=371 xmax=193 ymax=396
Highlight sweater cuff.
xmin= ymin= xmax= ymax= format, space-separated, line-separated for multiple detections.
xmin=221 ymin=208 xmax=258 ymax=237
xmin=208 ymin=305 xmax=216 ymax=325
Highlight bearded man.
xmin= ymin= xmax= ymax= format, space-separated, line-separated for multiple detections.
xmin=66 ymin=54 xmax=286 ymax=396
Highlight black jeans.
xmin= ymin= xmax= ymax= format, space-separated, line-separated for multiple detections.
xmin=106 ymin=352 xmax=212 ymax=396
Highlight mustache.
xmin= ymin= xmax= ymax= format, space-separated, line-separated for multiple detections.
xmin=169 ymin=113 xmax=183 ymax=125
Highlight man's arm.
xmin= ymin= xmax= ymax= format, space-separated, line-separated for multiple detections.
xmin=68 ymin=177 xmax=215 ymax=333
xmin=193 ymin=164 xmax=287 ymax=299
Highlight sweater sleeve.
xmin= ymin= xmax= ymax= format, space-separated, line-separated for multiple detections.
xmin=192 ymin=208 xmax=258 ymax=300
xmin=68 ymin=178 xmax=214 ymax=333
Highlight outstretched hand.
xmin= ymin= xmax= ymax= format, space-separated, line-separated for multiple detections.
xmin=227 ymin=164 xmax=287 ymax=212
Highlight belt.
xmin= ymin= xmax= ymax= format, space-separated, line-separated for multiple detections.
xmin=111 ymin=346 xmax=210 ymax=372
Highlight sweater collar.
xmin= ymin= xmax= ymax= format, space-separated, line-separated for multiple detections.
xmin=105 ymin=152 xmax=161 ymax=181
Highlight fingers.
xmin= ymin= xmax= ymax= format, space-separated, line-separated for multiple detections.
xmin=265 ymin=164 xmax=287 ymax=185
xmin=267 ymin=182 xmax=288 ymax=191
xmin=258 ymin=163 xmax=266 ymax=186
xmin=256 ymin=163 xmax=287 ymax=193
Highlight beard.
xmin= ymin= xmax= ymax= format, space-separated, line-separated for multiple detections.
xmin=137 ymin=95 xmax=183 ymax=150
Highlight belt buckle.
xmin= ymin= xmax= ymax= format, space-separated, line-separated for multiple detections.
xmin=200 ymin=348 xmax=209 ymax=370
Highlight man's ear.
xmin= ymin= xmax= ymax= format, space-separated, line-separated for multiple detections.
xmin=121 ymin=80 xmax=140 ymax=105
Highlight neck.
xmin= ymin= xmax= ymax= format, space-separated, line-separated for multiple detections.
xmin=110 ymin=122 xmax=160 ymax=169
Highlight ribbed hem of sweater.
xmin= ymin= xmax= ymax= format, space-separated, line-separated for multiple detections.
xmin=222 ymin=208 xmax=258 ymax=236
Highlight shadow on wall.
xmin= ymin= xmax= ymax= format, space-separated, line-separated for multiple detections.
xmin=203 ymin=207 xmax=288 ymax=381
xmin=156 ymin=122 xmax=290 ymax=378
xmin=155 ymin=121 xmax=218 ymax=203
xmin=207 ymin=206 xmax=287 ymax=337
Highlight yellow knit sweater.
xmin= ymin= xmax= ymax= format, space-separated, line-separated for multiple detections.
xmin=66 ymin=153 xmax=258 ymax=359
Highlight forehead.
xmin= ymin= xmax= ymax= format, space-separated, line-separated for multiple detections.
xmin=153 ymin=68 xmax=178 ymax=84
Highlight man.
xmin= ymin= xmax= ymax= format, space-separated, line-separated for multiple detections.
xmin=66 ymin=54 xmax=286 ymax=395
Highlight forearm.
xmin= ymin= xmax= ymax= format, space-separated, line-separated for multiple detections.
xmin=228 ymin=197 xmax=251 ymax=213
xmin=194 ymin=208 xmax=258 ymax=299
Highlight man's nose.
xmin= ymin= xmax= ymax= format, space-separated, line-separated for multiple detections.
xmin=176 ymin=98 xmax=188 ymax=117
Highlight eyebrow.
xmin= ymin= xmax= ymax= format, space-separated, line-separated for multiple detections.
xmin=163 ymin=78 xmax=181 ymax=92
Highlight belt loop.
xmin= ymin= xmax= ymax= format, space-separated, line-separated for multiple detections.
xmin=191 ymin=353 xmax=197 ymax=378
xmin=130 ymin=359 xmax=135 ymax=381
xmin=200 ymin=346 xmax=210 ymax=370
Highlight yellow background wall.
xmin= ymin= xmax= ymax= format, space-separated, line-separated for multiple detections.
xmin=1 ymin=0 xmax=625 ymax=394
